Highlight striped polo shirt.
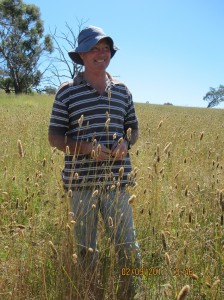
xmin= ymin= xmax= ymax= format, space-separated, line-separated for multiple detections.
xmin=49 ymin=72 xmax=138 ymax=190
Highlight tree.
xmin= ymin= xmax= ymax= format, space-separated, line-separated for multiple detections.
xmin=203 ymin=85 xmax=224 ymax=108
xmin=0 ymin=0 xmax=53 ymax=94
xmin=47 ymin=20 xmax=86 ymax=88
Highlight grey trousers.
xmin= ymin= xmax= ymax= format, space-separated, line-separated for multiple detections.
xmin=70 ymin=187 xmax=141 ymax=269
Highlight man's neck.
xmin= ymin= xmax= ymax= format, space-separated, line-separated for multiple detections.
xmin=83 ymin=70 xmax=109 ymax=95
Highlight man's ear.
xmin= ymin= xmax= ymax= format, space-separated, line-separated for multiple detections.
xmin=79 ymin=53 xmax=84 ymax=60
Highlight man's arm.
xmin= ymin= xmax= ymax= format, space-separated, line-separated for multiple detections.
xmin=48 ymin=131 xmax=111 ymax=159
xmin=127 ymin=128 xmax=139 ymax=146
xmin=48 ymin=132 xmax=91 ymax=154
xmin=111 ymin=128 xmax=139 ymax=160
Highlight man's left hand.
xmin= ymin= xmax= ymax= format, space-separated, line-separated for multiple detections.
xmin=111 ymin=139 xmax=128 ymax=160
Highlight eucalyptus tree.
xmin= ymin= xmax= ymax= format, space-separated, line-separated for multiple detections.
xmin=203 ymin=85 xmax=224 ymax=108
xmin=0 ymin=0 xmax=53 ymax=93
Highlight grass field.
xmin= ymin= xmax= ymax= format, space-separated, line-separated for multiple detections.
xmin=0 ymin=94 xmax=223 ymax=299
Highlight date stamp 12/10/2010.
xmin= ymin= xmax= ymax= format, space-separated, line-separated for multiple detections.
xmin=121 ymin=267 xmax=194 ymax=277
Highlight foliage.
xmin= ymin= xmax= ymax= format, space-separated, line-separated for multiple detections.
xmin=0 ymin=0 xmax=53 ymax=94
xmin=0 ymin=73 xmax=13 ymax=93
xmin=163 ymin=102 xmax=173 ymax=106
xmin=203 ymin=85 xmax=224 ymax=108
xmin=0 ymin=95 xmax=224 ymax=299
xmin=43 ymin=85 xmax=57 ymax=95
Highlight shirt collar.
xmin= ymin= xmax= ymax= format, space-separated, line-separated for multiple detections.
xmin=73 ymin=72 xmax=120 ymax=86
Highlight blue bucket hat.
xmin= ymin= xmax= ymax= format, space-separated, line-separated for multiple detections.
xmin=68 ymin=26 xmax=118 ymax=65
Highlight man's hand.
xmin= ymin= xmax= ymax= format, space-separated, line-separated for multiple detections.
xmin=91 ymin=143 xmax=111 ymax=161
xmin=111 ymin=139 xmax=128 ymax=160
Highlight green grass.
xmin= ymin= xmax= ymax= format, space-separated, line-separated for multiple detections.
xmin=0 ymin=94 xmax=223 ymax=299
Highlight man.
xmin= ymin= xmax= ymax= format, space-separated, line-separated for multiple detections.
xmin=48 ymin=26 xmax=140 ymax=298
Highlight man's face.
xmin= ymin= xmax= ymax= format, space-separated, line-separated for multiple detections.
xmin=80 ymin=39 xmax=111 ymax=71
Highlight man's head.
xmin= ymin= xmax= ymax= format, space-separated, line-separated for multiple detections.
xmin=68 ymin=26 xmax=118 ymax=65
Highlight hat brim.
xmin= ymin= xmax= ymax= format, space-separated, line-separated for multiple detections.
xmin=68 ymin=37 xmax=118 ymax=65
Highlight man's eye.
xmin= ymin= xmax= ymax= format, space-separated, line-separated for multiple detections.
xmin=91 ymin=47 xmax=98 ymax=52
xmin=91 ymin=46 xmax=110 ymax=52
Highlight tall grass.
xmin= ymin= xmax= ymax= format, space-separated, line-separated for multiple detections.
xmin=0 ymin=94 xmax=223 ymax=299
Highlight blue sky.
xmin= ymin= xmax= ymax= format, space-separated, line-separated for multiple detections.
xmin=26 ymin=0 xmax=224 ymax=108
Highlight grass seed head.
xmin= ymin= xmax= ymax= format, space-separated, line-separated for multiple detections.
xmin=128 ymin=194 xmax=136 ymax=205
xmin=166 ymin=212 xmax=171 ymax=221
xmin=91 ymin=149 xmax=96 ymax=159
xmin=66 ymin=145 xmax=70 ymax=155
xmin=16 ymin=198 xmax=19 ymax=209
xmin=118 ymin=137 xmax=123 ymax=144
xmin=190 ymin=273 xmax=198 ymax=280
xmin=72 ymin=253 xmax=78 ymax=264
xmin=43 ymin=158 xmax=46 ymax=167
xmin=68 ymin=189 xmax=73 ymax=198
xmin=97 ymin=144 xmax=101 ymax=156
xmin=219 ymin=194 xmax=224 ymax=212
xmin=74 ymin=172 xmax=79 ymax=180
xmin=219 ymin=189 xmax=223 ymax=201
xmin=48 ymin=241 xmax=58 ymax=258
xmin=119 ymin=167 xmax=124 ymax=178
xmin=108 ymin=216 xmax=113 ymax=228
xmin=92 ymin=189 xmax=98 ymax=198
xmin=66 ymin=224 xmax=71 ymax=231
xmin=161 ymin=231 xmax=167 ymax=251
xmin=164 ymin=142 xmax=172 ymax=154
xmin=184 ymin=186 xmax=188 ymax=197
xmin=158 ymin=120 xmax=163 ymax=129
xmin=110 ymin=184 xmax=116 ymax=191
xmin=177 ymin=285 xmax=190 ymax=300
xmin=17 ymin=139 xmax=24 ymax=158
xmin=188 ymin=209 xmax=193 ymax=223
xmin=105 ymin=117 xmax=110 ymax=129
xmin=200 ymin=131 xmax=204 ymax=140
xmin=92 ymin=138 xmax=97 ymax=147
xmin=212 ymin=279 xmax=220 ymax=287
xmin=126 ymin=127 xmax=132 ymax=140
xmin=165 ymin=252 xmax=170 ymax=265
xmin=78 ymin=114 xmax=84 ymax=127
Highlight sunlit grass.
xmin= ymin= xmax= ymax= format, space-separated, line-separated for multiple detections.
xmin=0 ymin=94 xmax=223 ymax=299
